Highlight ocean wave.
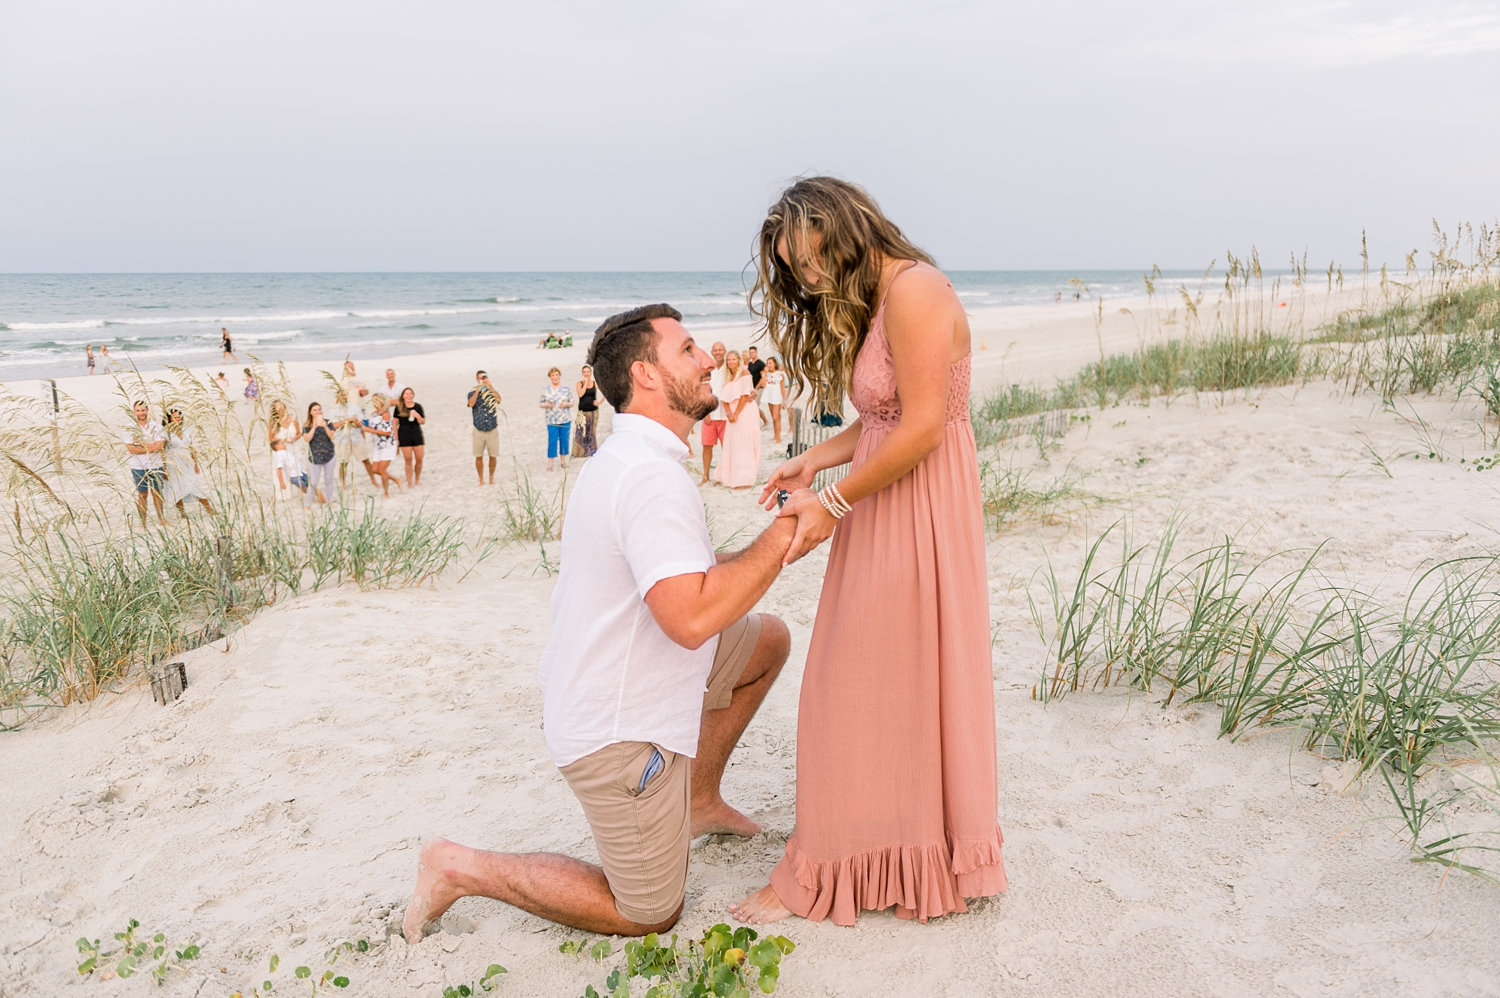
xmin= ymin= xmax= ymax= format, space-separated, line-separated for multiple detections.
xmin=351 ymin=306 xmax=498 ymax=319
xmin=7 ymin=318 xmax=109 ymax=331
xmin=237 ymin=329 xmax=304 ymax=344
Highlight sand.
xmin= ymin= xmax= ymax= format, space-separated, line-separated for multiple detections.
xmin=2 ymin=285 xmax=1499 ymax=997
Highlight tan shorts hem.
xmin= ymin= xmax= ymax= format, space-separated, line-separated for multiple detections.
xmin=472 ymin=427 xmax=499 ymax=458
xmin=560 ymin=741 xmax=689 ymax=925
xmin=705 ymin=613 xmax=760 ymax=710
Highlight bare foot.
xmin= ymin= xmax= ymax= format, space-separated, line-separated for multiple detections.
xmin=729 ymin=884 xmax=792 ymax=925
xmin=403 ymin=839 xmax=465 ymax=943
xmin=690 ymin=799 xmax=760 ymax=838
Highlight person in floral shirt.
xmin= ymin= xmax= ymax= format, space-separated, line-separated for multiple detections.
xmin=540 ymin=366 xmax=574 ymax=471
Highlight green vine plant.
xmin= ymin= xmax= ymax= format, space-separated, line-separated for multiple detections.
xmin=565 ymin=923 xmax=795 ymax=998
xmin=231 ymin=939 xmax=368 ymax=997
xmin=76 ymin=918 xmax=200 ymax=986
xmin=440 ymin=963 xmax=508 ymax=997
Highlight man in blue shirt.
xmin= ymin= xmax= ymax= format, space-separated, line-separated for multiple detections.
xmin=467 ymin=370 xmax=501 ymax=485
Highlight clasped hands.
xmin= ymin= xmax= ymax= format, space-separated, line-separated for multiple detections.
xmin=758 ymin=454 xmax=836 ymax=566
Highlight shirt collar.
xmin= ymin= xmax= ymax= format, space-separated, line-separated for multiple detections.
xmin=612 ymin=412 xmax=689 ymax=460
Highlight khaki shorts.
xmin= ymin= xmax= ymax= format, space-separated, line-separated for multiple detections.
xmin=337 ymin=434 xmax=369 ymax=464
xmin=472 ymin=427 xmax=499 ymax=458
xmin=558 ymin=613 xmax=761 ymax=924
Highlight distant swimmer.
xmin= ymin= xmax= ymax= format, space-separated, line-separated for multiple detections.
xmin=221 ymin=327 xmax=237 ymax=363
xmin=86 ymin=344 xmax=95 ymax=375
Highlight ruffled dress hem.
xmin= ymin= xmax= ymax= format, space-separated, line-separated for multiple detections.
xmin=769 ymin=828 xmax=1007 ymax=927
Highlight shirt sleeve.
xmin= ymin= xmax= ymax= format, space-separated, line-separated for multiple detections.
xmin=612 ymin=463 xmax=714 ymax=598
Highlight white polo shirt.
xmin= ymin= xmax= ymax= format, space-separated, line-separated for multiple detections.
xmin=708 ymin=364 xmax=727 ymax=421
xmin=122 ymin=420 xmax=165 ymax=470
xmin=538 ymin=412 xmax=717 ymax=767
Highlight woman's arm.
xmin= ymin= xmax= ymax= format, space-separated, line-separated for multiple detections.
xmin=414 ymin=404 xmax=425 ymax=425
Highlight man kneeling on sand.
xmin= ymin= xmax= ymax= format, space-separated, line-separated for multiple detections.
xmin=404 ymin=304 xmax=795 ymax=940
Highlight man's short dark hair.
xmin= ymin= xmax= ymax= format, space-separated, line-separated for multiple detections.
xmin=588 ymin=304 xmax=682 ymax=411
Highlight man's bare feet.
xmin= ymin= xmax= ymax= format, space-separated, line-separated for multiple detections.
xmin=403 ymin=839 xmax=466 ymax=944
xmin=729 ymin=884 xmax=792 ymax=925
xmin=690 ymin=799 xmax=760 ymax=838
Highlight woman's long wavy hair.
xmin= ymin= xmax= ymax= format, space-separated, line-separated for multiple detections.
xmin=749 ymin=177 xmax=934 ymax=410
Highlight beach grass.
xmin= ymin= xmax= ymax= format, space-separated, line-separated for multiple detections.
xmin=0 ymin=371 xmax=492 ymax=727
xmin=1031 ymin=518 xmax=1500 ymax=879
xmin=971 ymin=222 xmax=1500 ymax=443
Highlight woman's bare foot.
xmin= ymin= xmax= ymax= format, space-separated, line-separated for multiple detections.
xmin=690 ymin=799 xmax=760 ymax=838
xmin=729 ymin=884 xmax=792 ymax=925
xmin=403 ymin=839 xmax=465 ymax=944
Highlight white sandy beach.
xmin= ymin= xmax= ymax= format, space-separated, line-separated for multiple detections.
xmin=3 ymin=284 xmax=1499 ymax=998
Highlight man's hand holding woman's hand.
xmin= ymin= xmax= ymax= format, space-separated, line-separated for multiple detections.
xmin=759 ymin=455 xmax=833 ymax=566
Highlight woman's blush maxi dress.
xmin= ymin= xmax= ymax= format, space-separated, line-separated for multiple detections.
xmin=768 ymin=267 xmax=1008 ymax=925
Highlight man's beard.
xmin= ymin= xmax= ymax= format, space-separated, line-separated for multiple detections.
xmin=665 ymin=369 xmax=717 ymax=422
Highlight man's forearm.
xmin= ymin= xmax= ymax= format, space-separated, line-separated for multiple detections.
xmin=653 ymin=517 xmax=795 ymax=649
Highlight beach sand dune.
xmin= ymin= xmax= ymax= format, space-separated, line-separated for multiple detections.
xmin=2 ymin=290 xmax=1498 ymax=996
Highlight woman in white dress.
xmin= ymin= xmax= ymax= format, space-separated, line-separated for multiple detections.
xmin=268 ymin=400 xmax=307 ymax=498
xmin=162 ymin=408 xmax=214 ymax=518
xmin=762 ymin=356 xmax=787 ymax=445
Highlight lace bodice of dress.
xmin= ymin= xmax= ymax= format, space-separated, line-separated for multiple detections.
xmin=848 ymin=269 xmax=972 ymax=430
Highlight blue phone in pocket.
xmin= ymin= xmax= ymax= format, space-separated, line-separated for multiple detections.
xmin=637 ymin=747 xmax=664 ymax=792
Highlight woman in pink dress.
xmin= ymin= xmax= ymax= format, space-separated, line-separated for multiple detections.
xmin=714 ymin=349 xmax=761 ymax=488
xmin=731 ymin=177 xmax=1007 ymax=927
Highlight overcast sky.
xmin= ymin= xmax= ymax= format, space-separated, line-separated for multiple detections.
xmin=2 ymin=0 xmax=1497 ymax=272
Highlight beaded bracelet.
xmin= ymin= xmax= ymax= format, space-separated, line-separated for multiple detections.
xmin=817 ymin=485 xmax=851 ymax=519
xmin=826 ymin=482 xmax=853 ymax=515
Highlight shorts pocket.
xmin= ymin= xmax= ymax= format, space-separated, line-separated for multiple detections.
xmin=617 ymin=742 xmax=672 ymax=800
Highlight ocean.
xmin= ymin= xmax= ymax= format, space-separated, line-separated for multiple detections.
xmin=0 ymin=271 xmax=1184 ymax=381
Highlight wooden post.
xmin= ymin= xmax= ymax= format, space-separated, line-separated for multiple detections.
xmin=48 ymin=379 xmax=62 ymax=473
xmin=150 ymin=662 xmax=187 ymax=704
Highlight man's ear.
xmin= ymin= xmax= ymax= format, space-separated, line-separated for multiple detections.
xmin=630 ymin=359 xmax=659 ymax=394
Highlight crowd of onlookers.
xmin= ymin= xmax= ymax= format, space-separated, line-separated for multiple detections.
xmin=121 ymin=344 xmax=794 ymax=520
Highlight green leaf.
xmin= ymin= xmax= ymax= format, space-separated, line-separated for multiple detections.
xmin=153 ymin=933 xmax=165 ymax=943
xmin=590 ymin=939 xmax=613 ymax=961
xmin=76 ymin=957 xmax=98 ymax=975
xmin=270 ymin=955 xmax=280 ymax=973
xmin=457 ymin=986 xmax=472 ymax=997
xmin=746 ymin=943 xmax=778 ymax=971
xmin=356 ymin=940 xmax=369 ymax=953
xmin=263 ymin=981 xmax=273 ymax=992
xmin=294 ymin=965 xmax=312 ymax=979
xmin=117 ymin=955 xmax=138 ymax=978
xmin=333 ymin=976 xmax=349 ymax=988
xmin=756 ymin=967 xmax=779 ymax=994
xmin=770 ymin=937 xmax=794 ymax=956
